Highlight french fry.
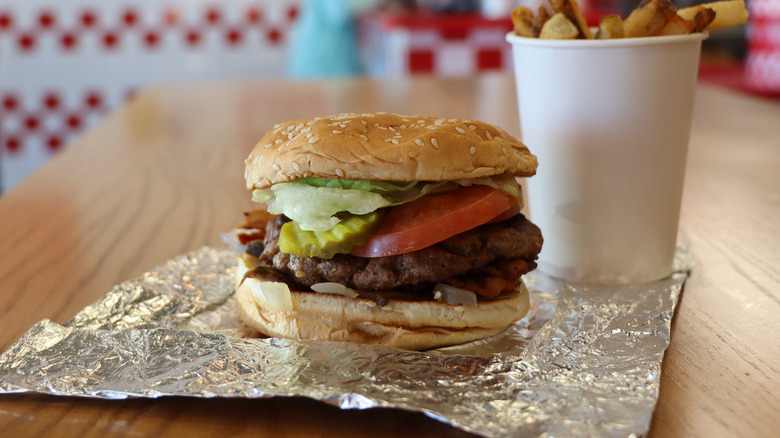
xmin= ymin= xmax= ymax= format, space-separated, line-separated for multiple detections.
xmin=547 ymin=0 xmax=593 ymax=39
xmin=595 ymin=14 xmax=625 ymax=39
xmin=678 ymin=0 xmax=749 ymax=30
xmin=533 ymin=5 xmax=552 ymax=37
xmin=691 ymin=7 xmax=717 ymax=33
xmin=511 ymin=7 xmax=536 ymax=37
xmin=658 ymin=13 xmax=695 ymax=36
xmin=540 ymin=12 xmax=579 ymax=39
xmin=623 ymin=0 xmax=678 ymax=38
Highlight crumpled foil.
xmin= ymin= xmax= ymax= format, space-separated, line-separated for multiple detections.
xmin=0 ymin=246 xmax=690 ymax=437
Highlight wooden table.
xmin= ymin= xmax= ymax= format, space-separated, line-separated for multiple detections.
xmin=0 ymin=74 xmax=778 ymax=437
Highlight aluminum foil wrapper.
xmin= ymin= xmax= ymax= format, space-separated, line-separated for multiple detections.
xmin=0 ymin=247 xmax=690 ymax=437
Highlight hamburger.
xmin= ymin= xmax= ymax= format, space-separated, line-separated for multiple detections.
xmin=235 ymin=112 xmax=542 ymax=350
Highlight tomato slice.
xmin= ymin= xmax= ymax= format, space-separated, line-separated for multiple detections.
xmin=349 ymin=185 xmax=518 ymax=258
xmin=488 ymin=202 xmax=520 ymax=224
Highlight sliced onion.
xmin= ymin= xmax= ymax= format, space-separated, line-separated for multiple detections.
xmin=310 ymin=282 xmax=359 ymax=298
xmin=433 ymin=283 xmax=478 ymax=307
xmin=252 ymin=281 xmax=293 ymax=311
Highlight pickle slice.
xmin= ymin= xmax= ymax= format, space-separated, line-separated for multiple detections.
xmin=279 ymin=211 xmax=383 ymax=259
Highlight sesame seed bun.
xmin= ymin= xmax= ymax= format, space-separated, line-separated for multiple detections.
xmin=235 ymin=253 xmax=531 ymax=350
xmin=244 ymin=112 xmax=537 ymax=190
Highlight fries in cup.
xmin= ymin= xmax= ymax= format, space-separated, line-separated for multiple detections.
xmin=540 ymin=13 xmax=579 ymax=40
xmin=657 ymin=12 xmax=696 ymax=36
xmin=596 ymin=15 xmax=625 ymax=39
xmin=548 ymin=0 xmax=593 ymax=39
xmin=691 ymin=8 xmax=717 ymax=33
xmin=511 ymin=6 xmax=536 ymax=38
xmin=511 ymin=0 xmax=748 ymax=40
xmin=533 ymin=5 xmax=552 ymax=36
xmin=623 ymin=0 xmax=678 ymax=38
xmin=678 ymin=0 xmax=749 ymax=30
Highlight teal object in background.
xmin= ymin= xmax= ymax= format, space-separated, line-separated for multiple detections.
xmin=288 ymin=0 xmax=378 ymax=77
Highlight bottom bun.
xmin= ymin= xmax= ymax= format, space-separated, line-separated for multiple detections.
xmin=235 ymin=254 xmax=530 ymax=350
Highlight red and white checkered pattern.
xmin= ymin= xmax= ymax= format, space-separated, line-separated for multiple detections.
xmin=359 ymin=13 xmax=514 ymax=77
xmin=0 ymin=0 xmax=300 ymax=191
xmin=746 ymin=0 xmax=780 ymax=94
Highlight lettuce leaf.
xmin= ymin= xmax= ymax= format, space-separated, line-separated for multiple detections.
xmin=254 ymin=184 xmax=391 ymax=232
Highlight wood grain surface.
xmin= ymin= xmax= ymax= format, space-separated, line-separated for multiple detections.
xmin=0 ymin=75 xmax=777 ymax=437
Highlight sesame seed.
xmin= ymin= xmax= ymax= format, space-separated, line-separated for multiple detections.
xmin=272 ymin=163 xmax=281 ymax=171
xmin=275 ymin=139 xmax=283 ymax=144
xmin=431 ymin=138 xmax=439 ymax=149
xmin=456 ymin=127 xmax=466 ymax=134
xmin=308 ymin=137 xmax=319 ymax=143
xmin=359 ymin=134 xmax=368 ymax=141
xmin=486 ymin=131 xmax=493 ymax=140
xmin=292 ymin=162 xmax=301 ymax=170
xmin=470 ymin=146 xmax=476 ymax=155
xmin=408 ymin=151 xmax=419 ymax=158
xmin=287 ymin=133 xmax=294 ymax=140
xmin=286 ymin=125 xmax=293 ymax=132
xmin=306 ymin=133 xmax=312 ymax=138
xmin=361 ymin=120 xmax=367 ymax=125
xmin=389 ymin=127 xmax=396 ymax=132
xmin=339 ymin=124 xmax=347 ymax=128
xmin=502 ymin=147 xmax=508 ymax=156
xmin=296 ymin=123 xmax=304 ymax=130
xmin=469 ymin=125 xmax=477 ymax=130
xmin=400 ymin=125 xmax=407 ymax=129
xmin=414 ymin=139 xmax=424 ymax=147
xmin=332 ymin=130 xmax=342 ymax=134
xmin=335 ymin=168 xmax=345 ymax=177
xmin=247 ymin=153 xmax=253 ymax=160
xmin=391 ymin=139 xmax=398 ymax=144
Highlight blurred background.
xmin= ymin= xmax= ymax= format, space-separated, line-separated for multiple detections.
xmin=0 ymin=0 xmax=774 ymax=192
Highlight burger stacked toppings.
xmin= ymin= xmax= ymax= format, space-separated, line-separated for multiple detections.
xmin=235 ymin=112 xmax=543 ymax=350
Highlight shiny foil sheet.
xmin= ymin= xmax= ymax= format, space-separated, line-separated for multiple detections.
xmin=0 ymin=247 xmax=690 ymax=437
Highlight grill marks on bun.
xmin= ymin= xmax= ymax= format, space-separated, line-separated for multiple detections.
xmin=244 ymin=112 xmax=537 ymax=189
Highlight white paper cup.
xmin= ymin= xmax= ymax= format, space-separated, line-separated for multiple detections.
xmin=506 ymin=32 xmax=706 ymax=284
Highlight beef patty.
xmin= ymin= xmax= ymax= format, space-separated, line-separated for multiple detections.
xmin=249 ymin=213 xmax=543 ymax=295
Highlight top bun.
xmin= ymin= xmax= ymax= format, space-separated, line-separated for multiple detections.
xmin=245 ymin=112 xmax=537 ymax=190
